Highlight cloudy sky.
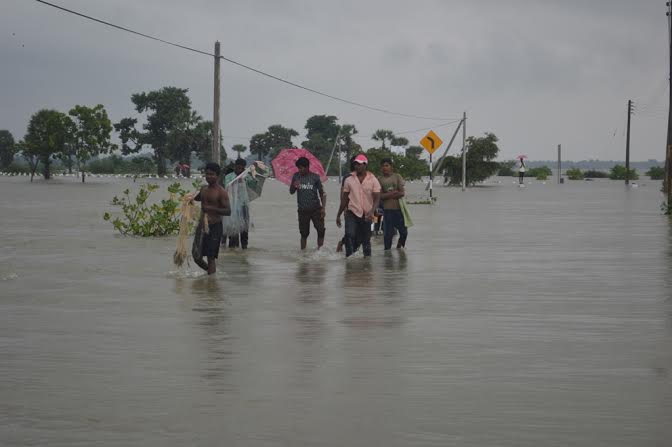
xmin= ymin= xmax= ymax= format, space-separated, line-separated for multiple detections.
xmin=1 ymin=0 xmax=669 ymax=161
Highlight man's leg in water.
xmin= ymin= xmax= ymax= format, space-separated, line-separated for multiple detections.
xmin=344 ymin=212 xmax=357 ymax=257
xmin=359 ymin=217 xmax=372 ymax=257
xmin=313 ymin=209 xmax=325 ymax=249
xmin=299 ymin=209 xmax=310 ymax=250
xmin=383 ymin=209 xmax=395 ymax=250
xmin=207 ymin=256 xmax=216 ymax=275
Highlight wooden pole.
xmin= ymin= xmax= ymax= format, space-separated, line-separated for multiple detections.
xmin=461 ymin=111 xmax=467 ymax=191
xmin=665 ymin=3 xmax=672 ymax=204
xmin=557 ymin=144 xmax=562 ymax=184
xmin=212 ymin=41 xmax=221 ymax=164
xmin=626 ymin=99 xmax=632 ymax=185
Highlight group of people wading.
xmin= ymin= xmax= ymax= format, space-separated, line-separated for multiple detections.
xmin=193 ymin=154 xmax=410 ymax=274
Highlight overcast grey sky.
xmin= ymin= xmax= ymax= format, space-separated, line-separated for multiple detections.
xmin=1 ymin=0 xmax=669 ymax=161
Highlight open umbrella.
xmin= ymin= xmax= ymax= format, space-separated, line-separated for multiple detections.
xmin=271 ymin=148 xmax=328 ymax=186
xmin=516 ymin=155 xmax=528 ymax=160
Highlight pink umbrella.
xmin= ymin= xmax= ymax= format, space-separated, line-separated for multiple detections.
xmin=516 ymin=155 xmax=528 ymax=160
xmin=271 ymin=148 xmax=328 ymax=186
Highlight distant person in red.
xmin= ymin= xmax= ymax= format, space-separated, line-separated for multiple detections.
xmin=193 ymin=163 xmax=230 ymax=274
xmin=289 ymin=156 xmax=326 ymax=250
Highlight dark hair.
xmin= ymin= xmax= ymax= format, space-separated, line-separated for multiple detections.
xmin=204 ymin=162 xmax=221 ymax=176
xmin=349 ymin=156 xmax=357 ymax=171
xmin=235 ymin=158 xmax=247 ymax=167
xmin=380 ymin=158 xmax=393 ymax=166
xmin=295 ymin=157 xmax=310 ymax=168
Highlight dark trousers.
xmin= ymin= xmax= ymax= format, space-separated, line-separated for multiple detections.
xmin=345 ymin=211 xmax=371 ymax=257
xmin=383 ymin=209 xmax=408 ymax=250
xmin=227 ymin=231 xmax=248 ymax=249
xmin=519 ymin=172 xmax=525 ymax=184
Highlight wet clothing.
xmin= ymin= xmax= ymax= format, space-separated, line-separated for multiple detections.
xmin=342 ymin=172 xmax=381 ymax=218
xmin=298 ymin=208 xmax=325 ymax=239
xmin=202 ymin=221 xmax=223 ymax=258
xmin=345 ymin=211 xmax=372 ymax=257
xmin=290 ymin=172 xmax=323 ymax=210
xmin=383 ymin=209 xmax=408 ymax=250
xmin=378 ymin=173 xmax=405 ymax=210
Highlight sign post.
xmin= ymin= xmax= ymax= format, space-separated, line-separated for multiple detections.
xmin=420 ymin=130 xmax=443 ymax=202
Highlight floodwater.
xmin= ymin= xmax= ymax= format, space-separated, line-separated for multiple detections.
xmin=1 ymin=174 xmax=671 ymax=446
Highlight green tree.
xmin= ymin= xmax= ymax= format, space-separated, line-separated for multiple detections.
xmin=372 ymin=129 xmax=395 ymax=150
xmin=497 ymin=160 xmax=515 ymax=176
xmin=23 ymin=109 xmax=72 ymax=181
xmin=609 ymin=164 xmax=639 ymax=180
xmin=65 ymin=104 xmax=114 ymax=182
xmin=114 ymin=87 xmax=195 ymax=176
xmin=250 ymin=124 xmax=298 ymax=161
xmin=0 ymin=130 xmax=16 ymax=169
xmin=437 ymin=133 xmax=500 ymax=186
xmin=405 ymin=145 xmax=424 ymax=159
xmin=566 ymin=168 xmax=584 ymax=180
xmin=646 ymin=166 xmax=664 ymax=180
xmin=168 ymin=119 xmax=226 ymax=168
xmin=231 ymin=144 xmax=247 ymax=160
xmin=339 ymin=124 xmax=360 ymax=162
xmin=528 ymin=165 xmax=552 ymax=180
xmin=302 ymin=115 xmax=340 ymax=170
xmin=391 ymin=136 xmax=409 ymax=147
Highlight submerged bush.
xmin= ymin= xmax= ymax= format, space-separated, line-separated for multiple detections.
xmin=103 ymin=182 xmax=198 ymax=237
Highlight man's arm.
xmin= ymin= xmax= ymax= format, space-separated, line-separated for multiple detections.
xmin=336 ymin=191 xmax=349 ymax=227
xmin=289 ymin=174 xmax=298 ymax=194
xmin=367 ymin=178 xmax=382 ymax=220
xmin=394 ymin=177 xmax=406 ymax=199
xmin=193 ymin=186 xmax=205 ymax=202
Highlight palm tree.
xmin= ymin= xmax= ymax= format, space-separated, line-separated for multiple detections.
xmin=232 ymin=144 xmax=246 ymax=160
xmin=372 ymin=129 xmax=395 ymax=150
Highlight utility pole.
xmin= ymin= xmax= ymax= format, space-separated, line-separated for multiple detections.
xmin=212 ymin=41 xmax=221 ymax=163
xmin=429 ymin=152 xmax=433 ymax=201
xmin=557 ymin=144 xmax=562 ymax=184
xmin=626 ymin=99 xmax=633 ymax=185
xmin=665 ymin=3 xmax=672 ymax=204
xmin=461 ymin=111 xmax=467 ymax=191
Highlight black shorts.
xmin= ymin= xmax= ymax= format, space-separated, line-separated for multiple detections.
xmin=298 ymin=208 xmax=325 ymax=238
xmin=202 ymin=221 xmax=223 ymax=258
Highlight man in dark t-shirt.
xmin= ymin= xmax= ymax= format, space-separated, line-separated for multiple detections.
xmin=290 ymin=157 xmax=326 ymax=250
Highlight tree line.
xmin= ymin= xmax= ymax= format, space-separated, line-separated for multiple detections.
xmin=0 ymin=85 xmax=506 ymax=183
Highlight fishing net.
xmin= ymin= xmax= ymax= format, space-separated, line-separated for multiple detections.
xmin=173 ymin=193 xmax=209 ymax=267
xmin=222 ymin=162 xmax=267 ymax=236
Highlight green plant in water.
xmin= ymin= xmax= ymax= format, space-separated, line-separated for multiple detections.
xmin=662 ymin=200 xmax=672 ymax=215
xmin=103 ymin=182 xmax=198 ymax=236
xmin=566 ymin=168 xmax=584 ymax=180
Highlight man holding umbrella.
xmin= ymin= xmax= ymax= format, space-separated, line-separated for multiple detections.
xmin=290 ymin=156 xmax=326 ymax=250
xmin=336 ymin=154 xmax=381 ymax=257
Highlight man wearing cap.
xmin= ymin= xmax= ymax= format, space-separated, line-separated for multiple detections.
xmin=336 ymin=154 xmax=381 ymax=257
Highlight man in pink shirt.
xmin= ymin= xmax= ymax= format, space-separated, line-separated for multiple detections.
xmin=336 ymin=154 xmax=381 ymax=257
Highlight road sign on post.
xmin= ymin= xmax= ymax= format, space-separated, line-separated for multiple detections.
xmin=420 ymin=130 xmax=443 ymax=155
xmin=420 ymin=130 xmax=443 ymax=202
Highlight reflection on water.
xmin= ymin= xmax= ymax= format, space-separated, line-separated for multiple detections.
xmin=1 ymin=176 xmax=672 ymax=446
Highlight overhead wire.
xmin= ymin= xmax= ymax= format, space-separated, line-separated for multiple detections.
xmin=34 ymin=0 xmax=459 ymax=121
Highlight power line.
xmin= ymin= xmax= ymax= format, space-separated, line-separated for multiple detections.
xmin=34 ymin=0 xmax=457 ymax=121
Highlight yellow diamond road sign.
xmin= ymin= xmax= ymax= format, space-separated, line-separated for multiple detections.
xmin=420 ymin=130 xmax=443 ymax=155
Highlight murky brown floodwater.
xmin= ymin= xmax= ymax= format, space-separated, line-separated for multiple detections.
xmin=1 ymin=173 xmax=671 ymax=446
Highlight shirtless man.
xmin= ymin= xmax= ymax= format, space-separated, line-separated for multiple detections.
xmin=194 ymin=162 xmax=231 ymax=274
